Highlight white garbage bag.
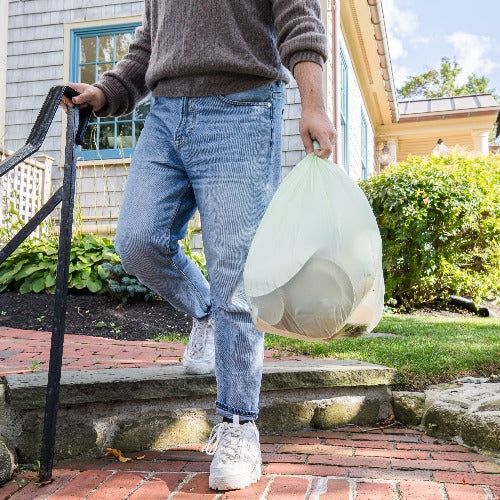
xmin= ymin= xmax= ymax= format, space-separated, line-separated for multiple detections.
xmin=243 ymin=149 xmax=385 ymax=341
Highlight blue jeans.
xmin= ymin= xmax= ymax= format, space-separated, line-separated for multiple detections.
xmin=115 ymin=80 xmax=286 ymax=420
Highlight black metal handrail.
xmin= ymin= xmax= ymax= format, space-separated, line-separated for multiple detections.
xmin=0 ymin=85 xmax=92 ymax=482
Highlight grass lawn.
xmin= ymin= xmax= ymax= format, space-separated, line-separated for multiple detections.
xmin=264 ymin=314 xmax=500 ymax=391
xmin=156 ymin=314 xmax=500 ymax=391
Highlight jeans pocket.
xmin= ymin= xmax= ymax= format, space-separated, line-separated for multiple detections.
xmin=217 ymin=83 xmax=274 ymax=107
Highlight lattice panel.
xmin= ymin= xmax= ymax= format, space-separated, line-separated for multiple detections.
xmin=0 ymin=152 xmax=51 ymax=239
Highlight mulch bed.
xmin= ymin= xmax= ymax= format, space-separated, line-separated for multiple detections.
xmin=0 ymin=292 xmax=191 ymax=341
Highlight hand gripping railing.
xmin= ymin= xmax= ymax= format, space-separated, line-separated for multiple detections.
xmin=0 ymin=86 xmax=92 ymax=482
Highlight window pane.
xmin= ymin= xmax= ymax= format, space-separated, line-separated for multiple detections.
xmin=116 ymin=32 xmax=133 ymax=60
xmin=99 ymin=123 xmax=115 ymax=149
xmin=135 ymin=100 xmax=150 ymax=120
xmin=80 ymin=65 xmax=95 ymax=84
xmin=117 ymin=122 xmax=133 ymax=149
xmin=135 ymin=121 xmax=144 ymax=144
xmin=83 ymin=123 xmax=98 ymax=150
xmin=80 ymin=37 xmax=96 ymax=63
xmin=98 ymin=34 xmax=114 ymax=62
xmin=97 ymin=62 xmax=113 ymax=79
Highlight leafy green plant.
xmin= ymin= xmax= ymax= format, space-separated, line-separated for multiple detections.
xmin=360 ymin=153 xmax=500 ymax=306
xmin=0 ymin=198 xmax=27 ymax=246
xmin=181 ymin=226 xmax=208 ymax=280
xmin=29 ymin=360 xmax=42 ymax=372
xmin=0 ymin=208 xmax=208 ymax=299
xmin=0 ymin=233 xmax=119 ymax=294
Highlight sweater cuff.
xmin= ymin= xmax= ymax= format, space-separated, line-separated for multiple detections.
xmin=289 ymin=51 xmax=325 ymax=77
xmin=92 ymin=77 xmax=129 ymax=118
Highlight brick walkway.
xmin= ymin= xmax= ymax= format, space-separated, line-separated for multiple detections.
xmin=1 ymin=427 xmax=499 ymax=499
xmin=0 ymin=327 xmax=310 ymax=375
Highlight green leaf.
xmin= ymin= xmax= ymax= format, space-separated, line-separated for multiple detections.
xmin=45 ymin=273 xmax=56 ymax=288
xmin=32 ymin=277 xmax=46 ymax=293
xmin=14 ymin=264 xmax=45 ymax=280
xmin=86 ymin=278 xmax=103 ymax=293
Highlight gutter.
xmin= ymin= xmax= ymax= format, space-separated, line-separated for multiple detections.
xmin=366 ymin=0 xmax=399 ymax=123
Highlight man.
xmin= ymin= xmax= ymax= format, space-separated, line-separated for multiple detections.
xmin=62 ymin=0 xmax=335 ymax=491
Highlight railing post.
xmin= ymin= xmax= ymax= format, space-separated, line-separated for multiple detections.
xmin=38 ymin=105 xmax=79 ymax=482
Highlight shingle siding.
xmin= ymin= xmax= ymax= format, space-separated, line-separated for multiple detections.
xmin=4 ymin=0 xmax=144 ymax=169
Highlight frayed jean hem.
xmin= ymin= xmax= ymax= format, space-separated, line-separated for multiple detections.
xmin=215 ymin=400 xmax=258 ymax=421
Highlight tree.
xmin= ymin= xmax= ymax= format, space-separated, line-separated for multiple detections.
xmin=398 ymin=57 xmax=497 ymax=100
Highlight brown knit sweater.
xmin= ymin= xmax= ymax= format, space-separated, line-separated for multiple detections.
xmin=93 ymin=0 xmax=327 ymax=117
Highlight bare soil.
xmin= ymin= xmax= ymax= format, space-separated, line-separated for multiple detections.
xmin=0 ymin=292 xmax=191 ymax=341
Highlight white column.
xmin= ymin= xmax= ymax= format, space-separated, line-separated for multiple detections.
xmin=0 ymin=0 xmax=9 ymax=145
xmin=471 ymin=130 xmax=490 ymax=156
xmin=386 ymin=138 xmax=398 ymax=164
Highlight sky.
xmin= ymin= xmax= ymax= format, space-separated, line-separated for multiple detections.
xmin=381 ymin=0 xmax=500 ymax=95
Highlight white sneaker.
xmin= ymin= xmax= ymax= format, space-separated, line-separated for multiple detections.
xmin=203 ymin=415 xmax=262 ymax=491
xmin=182 ymin=316 xmax=215 ymax=375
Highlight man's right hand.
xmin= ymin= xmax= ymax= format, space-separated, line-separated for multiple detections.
xmin=60 ymin=82 xmax=107 ymax=113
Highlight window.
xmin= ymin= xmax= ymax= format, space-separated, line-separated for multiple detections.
xmin=70 ymin=23 xmax=151 ymax=160
xmin=361 ymin=111 xmax=368 ymax=180
xmin=340 ymin=49 xmax=349 ymax=174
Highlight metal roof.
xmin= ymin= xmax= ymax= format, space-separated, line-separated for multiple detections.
xmin=398 ymin=94 xmax=499 ymax=116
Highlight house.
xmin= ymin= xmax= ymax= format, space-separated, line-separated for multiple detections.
xmin=378 ymin=94 xmax=499 ymax=161
xmin=0 ymin=0 xmax=498 ymax=235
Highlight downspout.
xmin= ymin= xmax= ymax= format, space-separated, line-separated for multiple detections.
xmin=366 ymin=0 xmax=399 ymax=123
xmin=333 ymin=0 xmax=340 ymax=164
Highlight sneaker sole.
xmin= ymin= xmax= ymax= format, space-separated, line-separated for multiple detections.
xmin=209 ymin=468 xmax=261 ymax=491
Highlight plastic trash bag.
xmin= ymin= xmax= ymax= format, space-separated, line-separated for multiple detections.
xmin=243 ymin=148 xmax=384 ymax=341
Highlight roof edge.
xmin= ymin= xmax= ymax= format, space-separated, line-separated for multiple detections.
xmin=399 ymin=93 xmax=498 ymax=104
xmin=367 ymin=0 xmax=399 ymax=123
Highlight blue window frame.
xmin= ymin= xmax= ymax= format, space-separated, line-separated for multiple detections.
xmin=70 ymin=23 xmax=152 ymax=161
xmin=340 ymin=49 xmax=349 ymax=174
xmin=361 ymin=111 xmax=368 ymax=180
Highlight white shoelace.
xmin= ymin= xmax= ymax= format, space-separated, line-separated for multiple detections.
xmin=203 ymin=421 xmax=249 ymax=463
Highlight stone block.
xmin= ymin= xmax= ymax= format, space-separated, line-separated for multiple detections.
xmin=458 ymin=412 xmax=500 ymax=453
xmin=392 ymin=391 xmax=425 ymax=426
xmin=114 ymin=413 xmax=212 ymax=452
xmin=476 ymin=399 xmax=500 ymax=412
xmin=17 ymin=409 xmax=99 ymax=463
xmin=0 ymin=436 xmax=17 ymax=485
xmin=258 ymin=401 xmax=315 ymax=433
xmin=422 ymin=402 xmax=465 ymax=440
xmin=311 ymin=396 xmax=380 ymax=429
xmin=5 ymin=360 xmax=396 ymax=410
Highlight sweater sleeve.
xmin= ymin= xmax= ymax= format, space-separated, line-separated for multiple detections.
xmin=270 ymin=0 xmax=328 ymax=76
xmin=92 ymin=2 xmax=151 ymax=117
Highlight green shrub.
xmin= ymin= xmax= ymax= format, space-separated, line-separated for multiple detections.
xmin=360 ymin=153 xmax=500 ymax=307
xmin=0 ymin=234 xmax=119 ymax=294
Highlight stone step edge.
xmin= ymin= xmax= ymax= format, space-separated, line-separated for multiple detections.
xmin=3 ymin=359 xmax=396 ymax=410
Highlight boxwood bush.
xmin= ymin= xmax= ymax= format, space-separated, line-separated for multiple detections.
xmin=360 ymin=153 xmax=500 ymax=307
